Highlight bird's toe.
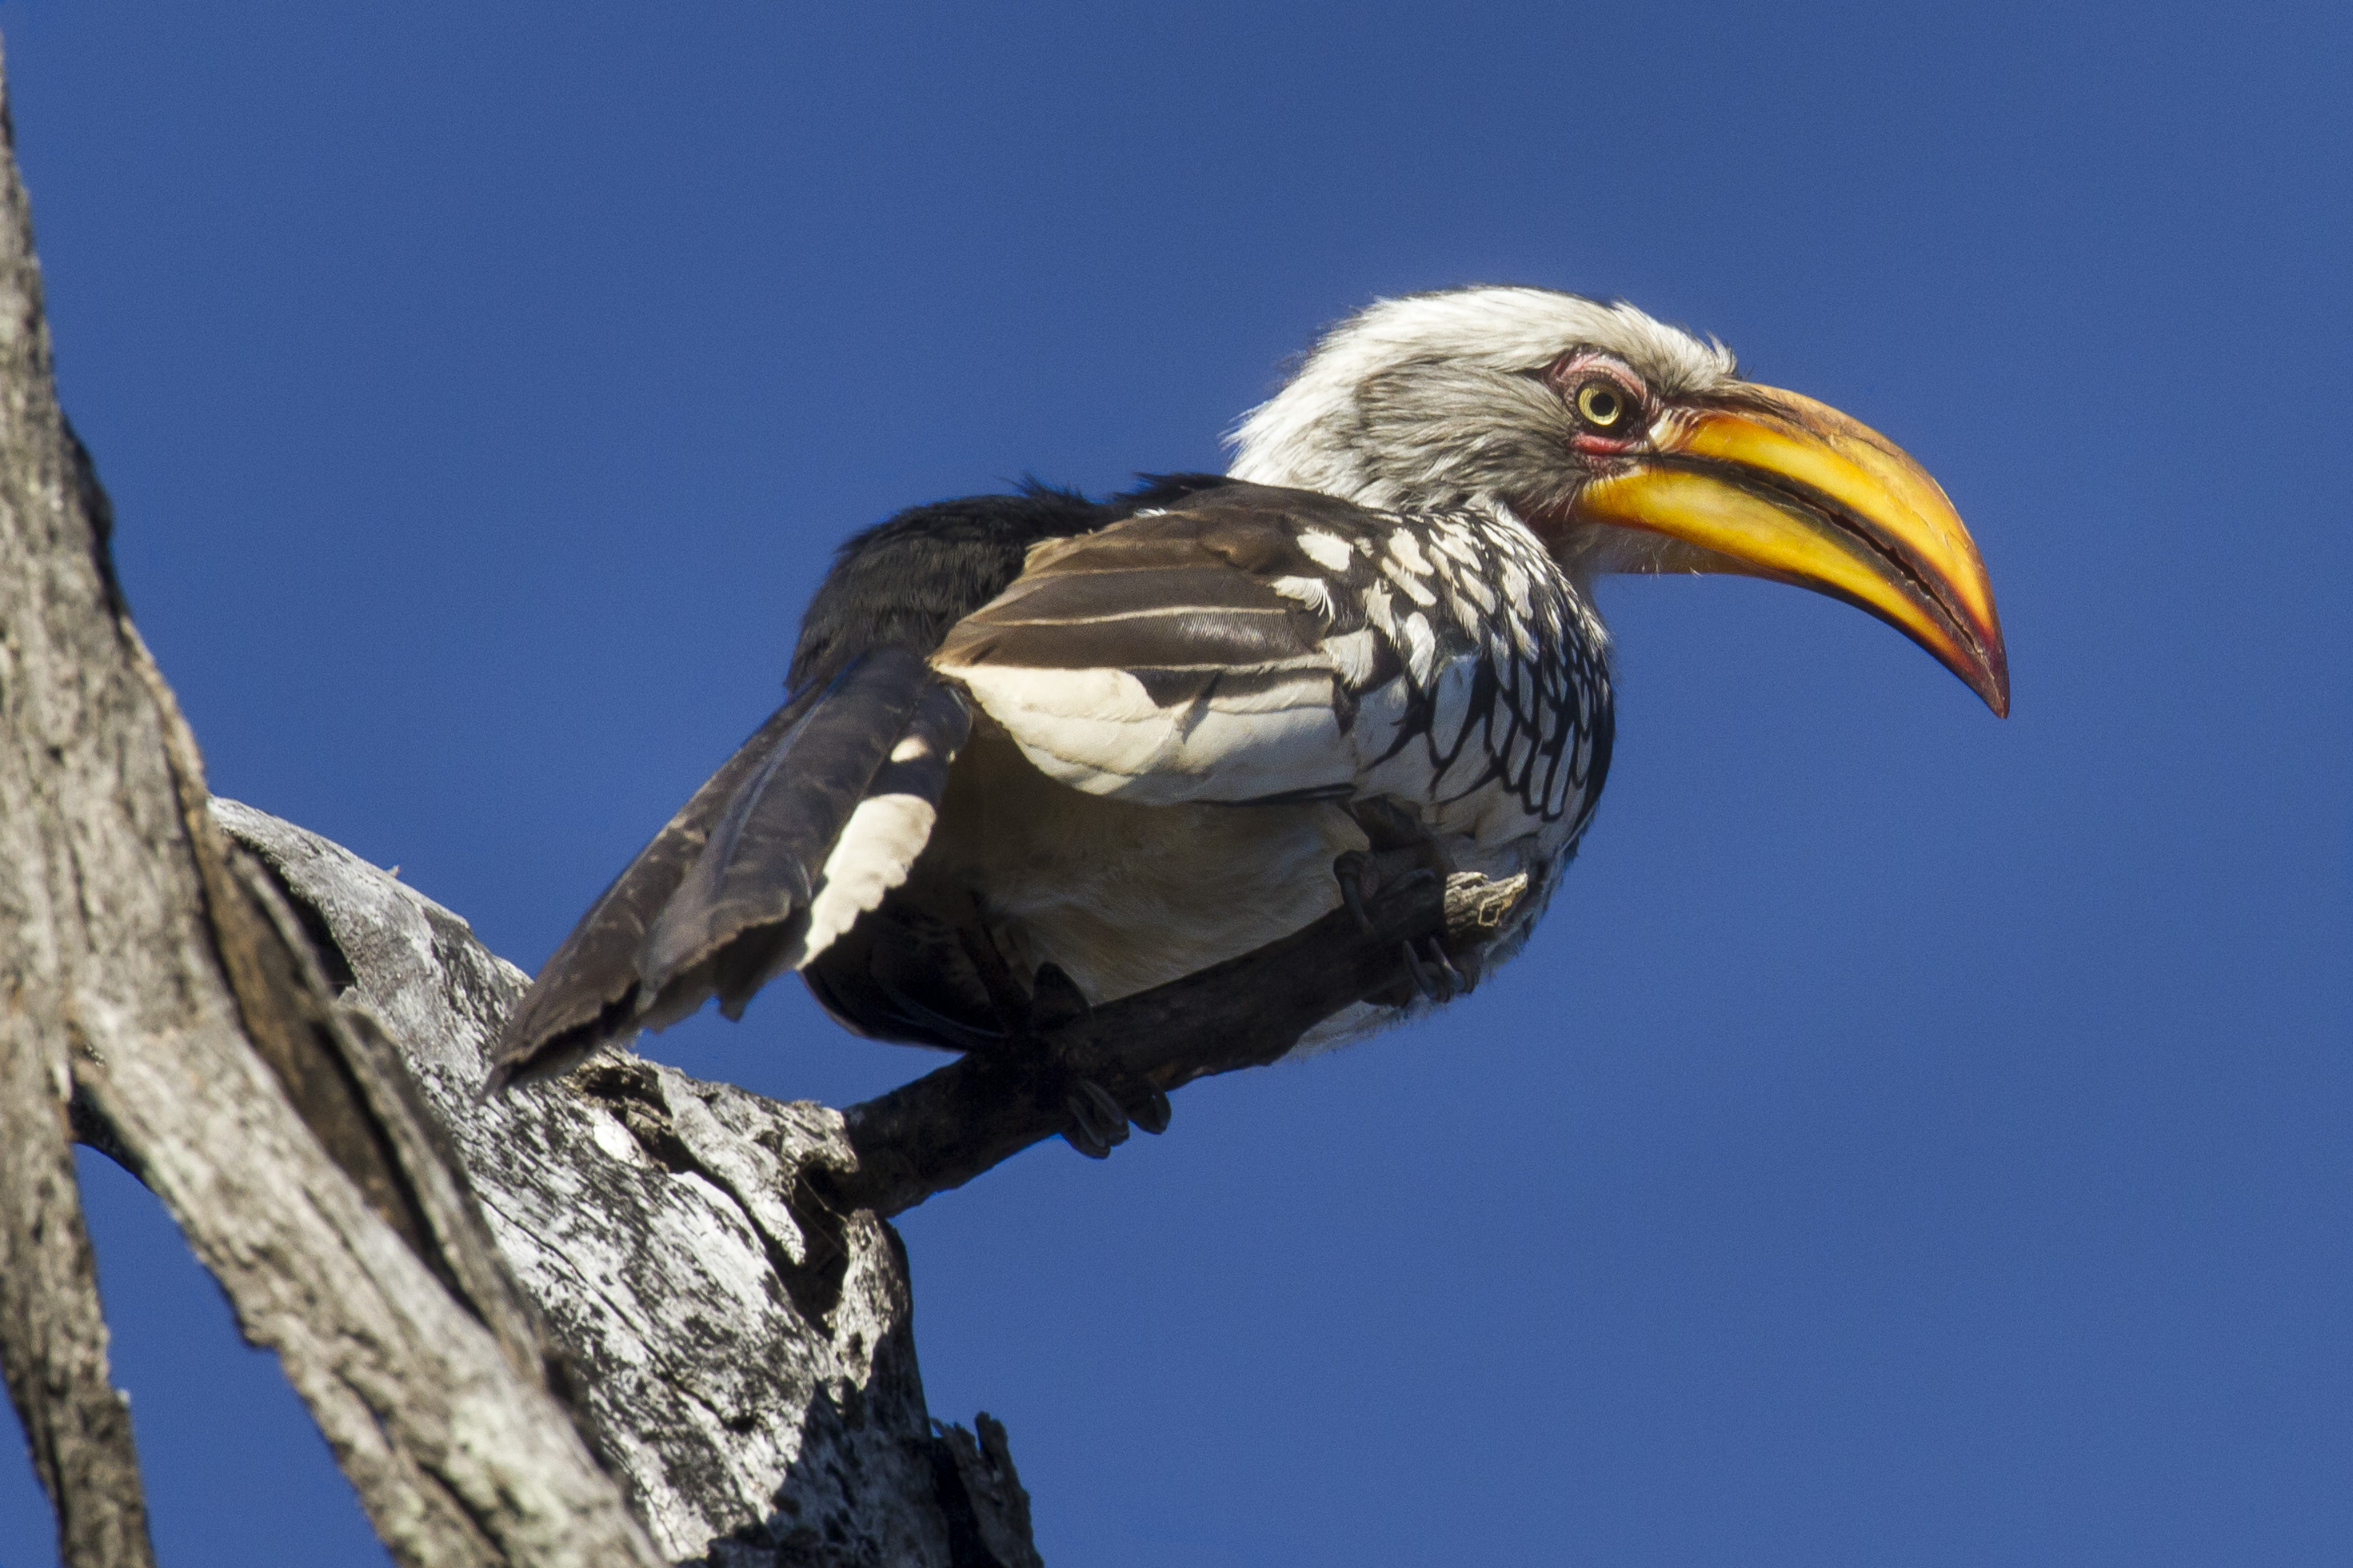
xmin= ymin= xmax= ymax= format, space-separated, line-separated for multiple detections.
xmin=1129 ymin=1083 xmax=1173 ymax=1135
xmin=1062 ymin=1078 xmax=1133 ymax=1158
xmin=1397 ymin=936 xmax=1465 ymax=1003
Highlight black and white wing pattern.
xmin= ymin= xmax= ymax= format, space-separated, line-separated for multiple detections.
xmin=489 ymin=479 xmax=1200 ymax=1083
xmin=489 ymin=477 xmax=1614 ymax=1084
xmin=933 ymin=482 xmax=1614 ymax=855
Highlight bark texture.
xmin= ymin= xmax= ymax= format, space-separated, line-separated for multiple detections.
xmin=218 ymin=801 xmax=1041 ymax=1568
xmin=0 ymin=44 xmax=158 ymax=1566
xmin=0 ymin=982 xmax=155 ymax=1568
xmin=0 ymin=34 xmax=661 ymax=1566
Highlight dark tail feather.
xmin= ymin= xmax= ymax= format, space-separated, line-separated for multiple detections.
xmin=487 ymin=647 xmax=963 ymax=1089
xmin=637 ymin=652 xmax=966 ymax=1028
xmin=486 ymin=684 xmax=829 ymax=1089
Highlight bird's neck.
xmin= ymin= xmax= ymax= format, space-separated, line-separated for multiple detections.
xmin=1224 ymin=441 xmax=1396 ymax=508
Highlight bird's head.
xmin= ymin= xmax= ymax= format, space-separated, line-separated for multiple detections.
xmin=1227 ymin=286 xmax=2008 ymax=716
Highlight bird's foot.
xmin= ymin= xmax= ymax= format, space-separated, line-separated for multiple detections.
xmin=1061 ymin=1079 xmax=1130 ymax=1159
xmin=1029 ymin=961 xmax=1090 ymax=1032
xmin=1398 ymin=936 xmax=1465 ymax=1003
xmin=1332 ymin=847 xmax=1444 ymax=934
xmin=1336 ymin=852 xmax=1476 ymax=1007
xmin=1127 ymin=1083 xmax=1173 ymax=1135
xmin=958 ymin=898 xmax=1093 ymax=1039
xmin=1338 ymin=796 xmax=1458 ymax=936
xmin=1349 ymin=796 xmax=1452 ymax=865
xmin=991 ymin=952 xmax=1167 ymax=1155
xmin=1060 ymin=1075 xmax=1172 ymax=1156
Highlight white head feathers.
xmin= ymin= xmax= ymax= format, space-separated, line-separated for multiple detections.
xmin=1226 ymin=286 xmax=1736 ymax=513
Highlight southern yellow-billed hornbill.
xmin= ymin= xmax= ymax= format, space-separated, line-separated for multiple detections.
xmin=487 ymin=287 xmax=2007 ymax=1143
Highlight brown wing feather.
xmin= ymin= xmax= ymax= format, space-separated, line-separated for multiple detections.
xmin=486 ymin=688 xmax=823 ymax=1087
xmin=937 ymin=535 xmax=1324 ymax=674
xmin=933 ymin=489 xmax=1393 ymax=804
xmin=489 ymin=648 xmax=961 ymax=1087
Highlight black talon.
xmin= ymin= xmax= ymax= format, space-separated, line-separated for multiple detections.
xmin=1425 ymin=940 xmax=1463 ymax=1003
xmin=1061 ymin=1112 xmax=1113 ymax=1159
xmin=1078 ymin=1077 xmax=1128 ymax=1134
xmin=1062 ymin=1078 xmax=1130 ymax=1158
xmin=1397 ymin=937 xmax=1464 ymax=1003
xmin=1399 ymin=940 xmax=1437 ymax=1000
xmin=1129 ymin=1083 xmax=1173 ymax=1135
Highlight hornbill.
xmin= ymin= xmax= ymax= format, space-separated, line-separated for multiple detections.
xmin=487 ymin=287 xmax=2007 ymax=1141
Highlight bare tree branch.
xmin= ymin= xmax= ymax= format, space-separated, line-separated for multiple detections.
xmin=0 ymin=1007 xmax=157 ymax=1568
xmin=831 ymin=868 xmax=1527 ymax=1218
xmin=205 ymin=804 xmax=1521 ymax=1566
xmin=0 ymin=38 xmax=162 ymax=1566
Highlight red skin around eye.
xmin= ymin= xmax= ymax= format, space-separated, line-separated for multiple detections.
xmin=1570 ymin=429 xmax=1640 ymax=458
xmin=1544 ymin=349 xmax=1651 ymax=458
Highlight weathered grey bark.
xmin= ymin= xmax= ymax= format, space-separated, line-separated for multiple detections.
xmin=218 ymin=800 xmax=1041 ymax=1568
xmin=0 ymin=50 xmax=156 ymax=1566
xmin=0 ymin=980 xmax=156 ymax=1568
xmin=0 ymin=33 xmax=663 ymax=1567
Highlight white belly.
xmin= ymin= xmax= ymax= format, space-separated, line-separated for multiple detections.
xmin=912 ymin=732 xmax=1366 ymax=1003
xmin=908 ymin=731 xmax=1564 ymax=1012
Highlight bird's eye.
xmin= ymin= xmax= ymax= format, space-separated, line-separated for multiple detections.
xmin=1576 ymin=381 xmax=1630 ymax=430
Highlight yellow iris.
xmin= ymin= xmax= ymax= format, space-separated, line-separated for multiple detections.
xmin=1576 ymin=382 xmax=1625 ymax=428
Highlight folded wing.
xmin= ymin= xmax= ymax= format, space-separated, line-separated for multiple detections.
xmin=488 ymin=647 xmax=970 ymax=1087
xmin=933 ymin=487 xmax=1416 ymax=807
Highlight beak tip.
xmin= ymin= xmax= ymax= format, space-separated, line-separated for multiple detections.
xmin=1971 ymin=642 xmax=2011 ymax=719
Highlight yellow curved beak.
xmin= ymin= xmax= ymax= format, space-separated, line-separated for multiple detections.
xmin=1574 ymin=385 xmax=2009 ymax=716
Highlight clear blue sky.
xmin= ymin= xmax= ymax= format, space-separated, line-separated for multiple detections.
xmin=2 ymin=5 xmax=2347 ymax=1565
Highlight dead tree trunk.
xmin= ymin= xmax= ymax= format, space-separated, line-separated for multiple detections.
xmin=0 ymin=34 xmax=672 ymax=1568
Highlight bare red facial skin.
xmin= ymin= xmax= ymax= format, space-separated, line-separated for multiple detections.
xmin=1543 ymin=349 xmax=1652 ymax=460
